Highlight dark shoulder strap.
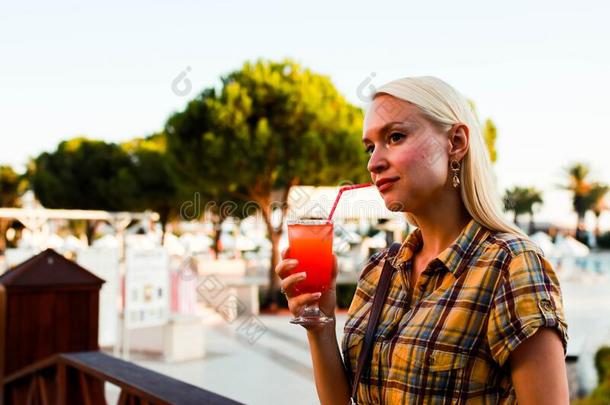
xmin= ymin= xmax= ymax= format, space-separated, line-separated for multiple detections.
xmin=350 ymin=242 xmax=402 ymax=403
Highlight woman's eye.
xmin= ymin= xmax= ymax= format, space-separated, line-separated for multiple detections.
xmin=365 ymin=145 xmax=374 ymax=155
xmin=389 ymin=132 xmax=405 ymax=143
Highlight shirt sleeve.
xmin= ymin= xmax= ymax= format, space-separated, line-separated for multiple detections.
xmin=487 ymin=249 xmax=569 ymax=367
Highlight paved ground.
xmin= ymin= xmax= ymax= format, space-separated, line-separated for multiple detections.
xmin=113 ymin=311 xmax=346 ymax=405
xmin=103 ymin=276 xmax=610 ymax=405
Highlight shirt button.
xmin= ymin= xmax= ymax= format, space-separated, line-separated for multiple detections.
xmin=427 ymin=356 xmax=435 ymax=365
xmin=541 ymin=300 xmax=553 ymax=311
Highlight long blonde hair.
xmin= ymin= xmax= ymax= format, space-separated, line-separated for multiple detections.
xmin=374 ymin=76 xmax=526 ymax=237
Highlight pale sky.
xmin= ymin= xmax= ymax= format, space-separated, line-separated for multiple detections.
xmin=1 ymin=0 xmax=609 ymax=230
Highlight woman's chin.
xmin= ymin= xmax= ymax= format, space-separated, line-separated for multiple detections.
xmin=383 ymin=197 xmax=407 ymax=212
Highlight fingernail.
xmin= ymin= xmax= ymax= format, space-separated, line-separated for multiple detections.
xmin=298 ymin=272 xmax=307 ymax=279
xmin=313 ymin=292 xmax=322 ymax=298
xmin=287 ymin=259 xmax=298 ymax=266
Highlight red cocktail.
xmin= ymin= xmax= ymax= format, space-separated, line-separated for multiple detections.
xmin=287 ymin=219 xmax=334 ymax=325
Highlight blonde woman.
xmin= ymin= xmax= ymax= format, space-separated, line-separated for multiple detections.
xmin=276 ymin=76 xmax=569 ymax=404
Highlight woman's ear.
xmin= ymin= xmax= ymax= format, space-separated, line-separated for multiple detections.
xmin=447 ymin=123 xmax=469 ymax=160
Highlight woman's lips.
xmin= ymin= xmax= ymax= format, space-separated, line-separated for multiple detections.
xmin=376 ymin=178 xmax=399 ymax=192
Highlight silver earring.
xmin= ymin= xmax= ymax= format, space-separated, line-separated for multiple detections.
xmin=450 ymin=160 xmax=461 ymax=188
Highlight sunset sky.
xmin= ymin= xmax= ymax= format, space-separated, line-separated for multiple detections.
xmin=2 ymin=0 xmax=609 ymax=230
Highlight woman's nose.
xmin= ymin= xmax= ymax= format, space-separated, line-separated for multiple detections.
xmin=367 ymin=148 xmax=389 ymax=174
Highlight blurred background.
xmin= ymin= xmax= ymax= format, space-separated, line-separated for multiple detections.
xmin=1 ymin=1 xmax=609 ymax=403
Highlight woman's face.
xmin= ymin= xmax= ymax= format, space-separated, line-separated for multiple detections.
xmin=362 ymin=94 xmax=454 ymax=213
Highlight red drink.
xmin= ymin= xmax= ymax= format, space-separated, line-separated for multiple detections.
xmin=287 ymin=220 xmax=334 ymax=294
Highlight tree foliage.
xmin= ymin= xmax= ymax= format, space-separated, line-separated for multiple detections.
xmin=468 ymin=101 xmax=498 ymax=163
xmin=0 ymin=165 xmax=26 ymax=252
xmin=29 ymin=137 xmax=138 ymax=211
xmin=0 ymin=165 xmax=24 ymax=207
xmin=503 ymin=186 xmax=543 ymax=234
xmin=121 ymin=133 xmax=179 ymax=231
xmin=165 ymin=59 xmax=368 ymax=305
xmin=482 ymin=119 xmax=497 ymax=163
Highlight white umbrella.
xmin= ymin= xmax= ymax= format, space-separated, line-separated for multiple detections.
xmin=46 ymin=234 xmax=65 ymax=251
xmin=92 ymin=234 xmax=120 ymax=248
xmin=164 ymin=233 xmax=186 ymax=256
xmin=236 ymin=235 xmax=257 ymax=251
xmin=530 ymin=232 xmax=557 ymax=257
xmin=366 ymin=232 xmax=387 ymax=249
xmin=63 ymin=235 xmax=87 ymax=251
xmin=126 ymin=234 xmax=157 ymax=249
xmin=220 ymin=233 xmax=235 ymax=250
xmin=555 ymin=236 xmax=590 ymax=257
xmin=179 ymin=233 xmax=213 ymax=252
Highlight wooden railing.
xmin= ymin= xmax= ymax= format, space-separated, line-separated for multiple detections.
xmin=1 ymin=351 xmax=244 ymax=405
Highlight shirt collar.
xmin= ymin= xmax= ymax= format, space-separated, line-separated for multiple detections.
xmin=391 ymin=218 xmax=490 ymax=278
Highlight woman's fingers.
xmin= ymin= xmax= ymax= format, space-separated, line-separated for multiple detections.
xmin=280 ymin=272 xmax=306 ymax=297
xmin=275 ymin=258 xmax=298 ymax=279
xmin=290 ymin=292 xmax=322 ymax=313
xmin=281 ymin=247 xmax=290 ymax=260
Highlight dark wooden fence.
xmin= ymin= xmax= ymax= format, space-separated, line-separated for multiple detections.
xmin=0 ymin=249 xmax=243 ymax=404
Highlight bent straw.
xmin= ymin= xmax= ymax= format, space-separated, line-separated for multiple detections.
xmin=327 ymin=183 xmax=373 ymax=221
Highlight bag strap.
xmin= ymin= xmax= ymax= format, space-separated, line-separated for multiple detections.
xmin=350 ymin=242 xmax=402 ymax=403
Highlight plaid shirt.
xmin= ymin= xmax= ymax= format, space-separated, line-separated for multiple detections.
xmin=342 ymin=219 xmax=568 ymax=404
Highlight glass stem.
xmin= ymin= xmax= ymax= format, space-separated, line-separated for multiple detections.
xmin=302 ymin=302 xmax=322 ymax=318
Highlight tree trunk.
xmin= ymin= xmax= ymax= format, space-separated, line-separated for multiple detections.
xmin=594 ymin=213 xmax=601 ymax=238
xmin=85 ymin=220 xmax=99 ymax=246
xmin=258 ymin=194 xmax=290 ymax=309
xmin=528 ymin=213 xmax=535 ymax=235
xmin=575 ymin=212 xmax=586 ymax=245
xmin=265 ymin=229 xmax=282 ymax=309
xmin=250 ymin=181 xmax=295 ymax=310
xmin=158 ymin=207 xmax=170 ymax=246
xmin=513 ymin=212 xmax=518 ymax=227
xmin=0 ymin=218 xmax=10 ymax=253
xmin=211 ymin=216 xmax=222 ymax=259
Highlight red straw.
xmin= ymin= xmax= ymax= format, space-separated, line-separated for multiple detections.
xmin=327 ymin=183 xmax=372 ymax=221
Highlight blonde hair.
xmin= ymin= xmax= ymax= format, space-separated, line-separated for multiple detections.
xmin=374 ymin=76 xmax=526 ymax=237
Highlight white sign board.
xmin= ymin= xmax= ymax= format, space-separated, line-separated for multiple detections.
xmin=125 ymin=248 xmax=170 ymax=329
xmin=77 ymin=247 xmax=120 ymax=347
xmin=4 ymin=247 xmax=37 ymax=270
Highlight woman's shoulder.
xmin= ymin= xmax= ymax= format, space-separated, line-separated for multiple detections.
xmin=483 ymin=230 xmax=559 ymax=288
xmin=484 ymin=230 xmax=544 ymax=259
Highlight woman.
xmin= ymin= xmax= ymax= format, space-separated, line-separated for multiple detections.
xmin=276 ymin=76 xmax=569 ymax=404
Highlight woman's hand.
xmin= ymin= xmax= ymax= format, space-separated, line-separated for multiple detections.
xmin=275 ymin=247 xmax=338 ymax=331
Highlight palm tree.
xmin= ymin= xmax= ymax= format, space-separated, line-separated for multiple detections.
xmin=0 ymin=165 xmax=24 ymax=252
xmin=562 ymin=163 xmax=592 ymax=241
xmin=503 ymin=186 xmax=543 ymax=234
xmin=585 ymin=182 xmax=609 ymax=238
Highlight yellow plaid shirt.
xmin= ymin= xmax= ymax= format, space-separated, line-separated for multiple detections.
xmin=342 ymin=219 xmax=568 ymax=404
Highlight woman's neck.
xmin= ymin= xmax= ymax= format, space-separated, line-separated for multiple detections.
xmin=412 ymin=195 xmax=472 ymax=259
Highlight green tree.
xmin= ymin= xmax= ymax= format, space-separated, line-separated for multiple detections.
xmin=561 ymin=163 xmax=592 ymax=241
xmin=164 ymin=87 xmax=251 ymax=256
xmin=28 ymin=137 xmax=139 ymax=243
xmin=0 ymin=165 xmax=25 ymax=252
xmin=165 ymin=59 xmax=368 ymax=306
xmin=503 ymin=186 xmax=543 ymax=234
xmin=122 ymin=133 xmax=179 ymax=239
xmin=467 ymin=101 xmax=498 ymax=163
xmin=584 ymin=182 xmax=609 ymax=239
xmin=482 ymin=119 xmax=497 ymax=163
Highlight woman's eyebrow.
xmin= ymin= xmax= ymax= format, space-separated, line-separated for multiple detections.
xmin=362 ymin=121 xmax=404 ymax=143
